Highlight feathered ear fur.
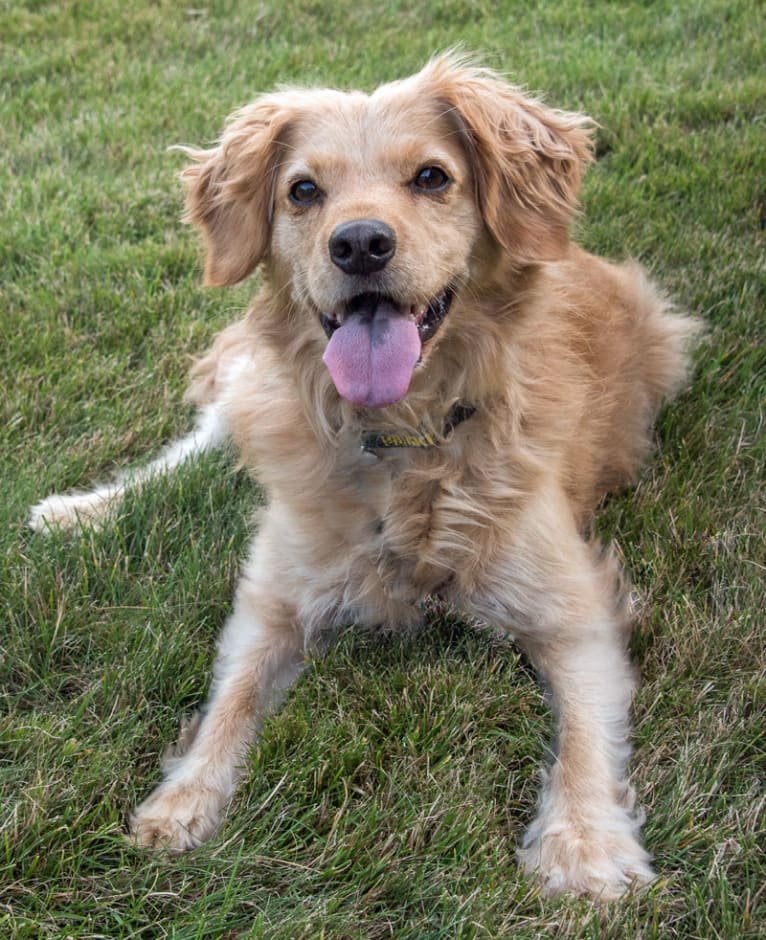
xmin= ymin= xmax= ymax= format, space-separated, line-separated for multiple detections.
xmin=178 ymin=97 xmax=293 ymax=287
xmin=421 ymin=54 xmax=595 ymax=262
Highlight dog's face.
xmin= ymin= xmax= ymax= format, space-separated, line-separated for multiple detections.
xmin=268 ymin=80 xmax=485 ymax=407
xmin=271 ymin=83 xmax=481 ymax=346
xmin=181 ymin=55 xmax=593 ymax=407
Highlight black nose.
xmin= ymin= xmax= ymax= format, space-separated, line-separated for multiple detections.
xmin=329 ymin=219 xmax=396 ymax=275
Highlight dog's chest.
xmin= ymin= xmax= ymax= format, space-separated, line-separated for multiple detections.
xmin=350 ymin=443 xmax=489 ymax=599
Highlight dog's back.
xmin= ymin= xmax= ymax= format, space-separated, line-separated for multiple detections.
xmin=505 ymin=248 xmax=698 ymax=520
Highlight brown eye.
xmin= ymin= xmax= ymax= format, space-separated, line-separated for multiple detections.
xmin=413 ymin=166 xmax=450 ymax=192
xmin=289 ymin=179 xmax=321 ymax=205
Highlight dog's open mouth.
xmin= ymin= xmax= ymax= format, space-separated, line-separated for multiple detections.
xmin=320 ymin=287 xmax=454 ymax=408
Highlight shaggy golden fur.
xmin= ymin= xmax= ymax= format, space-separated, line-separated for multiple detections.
xmin=31 ymin=54 xmax=699 ymax=900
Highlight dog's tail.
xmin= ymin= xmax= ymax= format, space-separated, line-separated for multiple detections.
xmin=29 ymin=402 xmax=228 ymax=534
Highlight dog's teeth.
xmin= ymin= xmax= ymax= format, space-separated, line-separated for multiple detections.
xmin=320 ymin=313 xmax=340 ymax=338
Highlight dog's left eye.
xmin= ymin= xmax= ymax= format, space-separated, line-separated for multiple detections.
xmin=289 ymin=179 xmax=322 ymax=205
xmin=412 ymin=166 xmax=450 ymax=192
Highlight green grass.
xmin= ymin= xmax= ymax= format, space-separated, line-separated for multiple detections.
xmin=2 ymin=0 xmax=764 ymax=936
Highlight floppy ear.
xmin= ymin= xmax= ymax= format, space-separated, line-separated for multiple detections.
xmin=425 ymin=54 xmax=594 ymax=262
xmin=178 ymin=96 xmax=293 ymax=287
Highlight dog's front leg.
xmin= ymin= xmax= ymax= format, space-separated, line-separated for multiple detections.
xmin=513 ymin=619 xmax=655 ymax=901
xmin=463 ymin=493 xmax=655 ymax=900
xmin=130 ymin=548 xmax=305 ymax=852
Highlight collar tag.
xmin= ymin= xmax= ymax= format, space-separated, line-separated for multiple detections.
xmin=360 ymin=401 xmax=476 ymax=453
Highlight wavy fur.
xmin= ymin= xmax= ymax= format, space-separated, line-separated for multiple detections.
xmin=31 ymin=54 xmax=700 ymax=900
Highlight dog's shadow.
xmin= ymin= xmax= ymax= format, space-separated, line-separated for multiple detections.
xmin=245 ymin=599 xmax=549 ymax=840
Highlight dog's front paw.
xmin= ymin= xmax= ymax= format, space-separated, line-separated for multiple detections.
xmin=129 ymin=781 xmax=226 ymax=852
xmin=517 ymin=807 xmax=655 ymax=901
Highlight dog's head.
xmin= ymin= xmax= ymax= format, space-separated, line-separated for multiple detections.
xmin=181 ymin=54 xmax=593 ymax=408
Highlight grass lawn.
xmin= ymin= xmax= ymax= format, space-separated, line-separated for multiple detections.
xmin=1 ymin=0 xmax=764 ymax=936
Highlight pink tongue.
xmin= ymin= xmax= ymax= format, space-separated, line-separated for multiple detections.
xmin=323 ymin=301 xmax=421 ymax=408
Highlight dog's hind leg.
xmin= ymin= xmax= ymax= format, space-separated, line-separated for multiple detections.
xmin=29 ymin=401 xmax=228 ymax=533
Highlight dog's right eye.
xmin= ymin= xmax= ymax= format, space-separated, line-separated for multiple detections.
xmin=289 ymin=179 xmax=322 ymax=206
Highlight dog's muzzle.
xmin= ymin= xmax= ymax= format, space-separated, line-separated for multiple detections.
xmin=319 ymin=287 xmax=455 ymax=408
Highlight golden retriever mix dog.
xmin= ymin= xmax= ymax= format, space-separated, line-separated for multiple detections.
xmin=31 ymin=54 xmax=698 ymax=899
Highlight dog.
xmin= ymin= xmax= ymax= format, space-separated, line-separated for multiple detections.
xmin=31 ymin=53 xmax=699 ymax=900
